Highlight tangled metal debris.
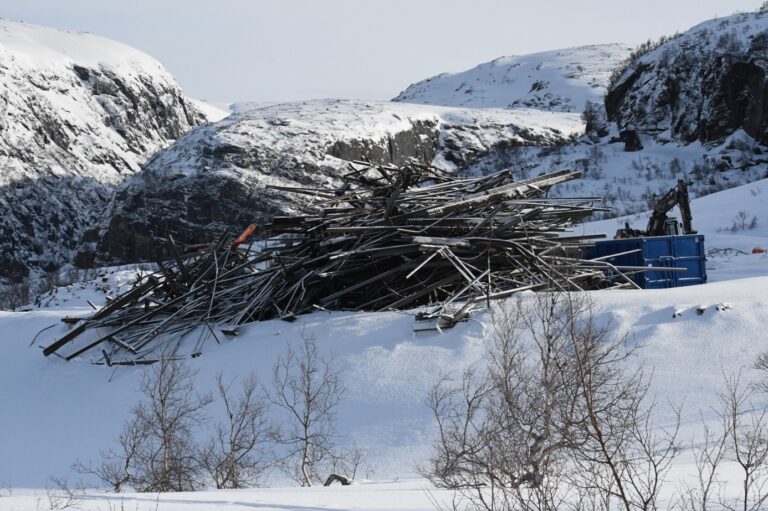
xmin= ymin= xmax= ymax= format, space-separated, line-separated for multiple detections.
xmin=42 ymin=161 xmax=662 ymax=364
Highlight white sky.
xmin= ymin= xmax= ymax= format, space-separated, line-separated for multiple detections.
xmin=1 ymin=0 xmax=763 ymax=103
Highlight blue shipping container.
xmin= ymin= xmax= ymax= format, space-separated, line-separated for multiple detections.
xmin=587 ymin=235 xmax=707 ymax=289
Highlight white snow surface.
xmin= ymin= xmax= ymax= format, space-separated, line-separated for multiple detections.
xmin=0 ymin=19 xmax=165 ymax=72
xmin=2 ymin=178 xmax=768 ymax=509
xmin=394 ymin=44 xmax=631 ymax=112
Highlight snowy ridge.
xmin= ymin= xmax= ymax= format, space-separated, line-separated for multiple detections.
xmin=0 ymin=19 xmax=164 ymax=74
xmin=394 ymin=44 xmax=631 ymax=112
xmin=144 ymin=99 xmax=584 ymax=178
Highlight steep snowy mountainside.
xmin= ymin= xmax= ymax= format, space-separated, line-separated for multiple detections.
xmin=0 ymin=19 xmax=207 ymax=280
xmin=80 ymin=99 xmax=583 ymax=265
xmin=606 ymin=10 xmax=768 ymax=145
xmin=394 ymin=44 xmax=631 ymax=112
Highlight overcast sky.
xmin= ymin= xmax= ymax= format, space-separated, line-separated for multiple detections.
xmin=2 ymin=0 xmax=763 ymax=103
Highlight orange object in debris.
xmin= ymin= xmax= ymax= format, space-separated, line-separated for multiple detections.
xmin=753 ymin=247 xmax=767 ymax=254
xmin=233 ymin=224 xmax=256 ymax=248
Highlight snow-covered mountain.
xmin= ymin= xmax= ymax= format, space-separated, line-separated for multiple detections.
xmin=0 ymin=20 xmax=207 ymax=280
xmin=606 ymin=11 xmax=768 ymax=144
xmin=392 ymin=12 xmax=768 ymax=221
xmin=80 ymin=99 xmax=583 ymax=265
xmin=393 ymin=44 xmax=631 ymax=112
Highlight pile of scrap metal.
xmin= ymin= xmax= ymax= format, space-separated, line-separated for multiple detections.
xmin=41 ymin=161 xmax=659 ymax=365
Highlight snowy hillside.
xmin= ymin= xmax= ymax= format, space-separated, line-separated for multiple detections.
xmin=1 ymin=178 xmax=768 ymax=510
xmin=606 ymin=10 xmax=768 ymax=145
xmin=394 ymin=44 xmax=631 ymax=112
xmin=79 ymin=99 xmax=583 ymax=265
xmin=0 ymin=19 xmax=207 ymax=281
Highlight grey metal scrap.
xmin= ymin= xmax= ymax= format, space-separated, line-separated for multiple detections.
xmin=40 ymin=160 xmax=647 ymax=364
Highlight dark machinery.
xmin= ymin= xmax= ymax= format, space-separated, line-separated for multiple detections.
xmin=615 ymin=179 xmax=696 ymax=239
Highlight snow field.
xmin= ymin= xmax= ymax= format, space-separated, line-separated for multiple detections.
xmin=2 ymin=179 xmax=768 ymax=509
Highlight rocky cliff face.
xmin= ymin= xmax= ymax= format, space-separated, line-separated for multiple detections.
xmin=605 ymin=11 xmax=768 ymax=145
xmin=81 ymin=100 xmax=583 ymax=265
xmin=0 ymin=20 xmax=206 ymax=280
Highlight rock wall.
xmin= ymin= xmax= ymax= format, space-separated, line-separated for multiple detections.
xmin=605 ymin=12 xmax=768 ymax=145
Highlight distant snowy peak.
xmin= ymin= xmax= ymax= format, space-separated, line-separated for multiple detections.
xmin=0 ymin=19 xmax=207 ymax=279
xmin=393 ymin=44 xmax=631 ymax=112
xmin=606 ymin=10 xmax=768 ymax=144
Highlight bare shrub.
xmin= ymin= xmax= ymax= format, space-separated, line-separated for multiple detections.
xmin=718 ymin=373 xmax=768 ymax=511
xmin=271 ymin=331 xmax=345 ymax=486
xmin=131 ymin=356 xmax=212 ymax=492
xmin=75 ymin=356 xmax=212 ymax=492
xmin=425 ymin=291 xmax=678 ymax=511
xmin=73 ymin=418 xmax=145 ymax=492
xmin=199 ymin=371 xmax=273 ymax=489
xmin=675 ymin=414 xmax=729 ymax=511
xmin=0 ymin=279 xmax=31 ymax=310
xmin=330 ymin=443 xmax=368 ymax=481
xmin=46 ymin=477 xmax=85 ymax=510
xmin=727 ymin=210 xmax=758 ymax=232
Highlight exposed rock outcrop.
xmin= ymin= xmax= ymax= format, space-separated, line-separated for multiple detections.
xmin=0 ymin=20 xmax=207 ymax=280
xmin=605 ymin=11 xmax=768 ymax=145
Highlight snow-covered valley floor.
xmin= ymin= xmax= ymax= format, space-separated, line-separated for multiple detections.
xmin=2 ymin=179 xmax=768 ymax=510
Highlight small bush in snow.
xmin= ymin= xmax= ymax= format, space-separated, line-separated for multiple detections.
xmin=728 ymin=210 xmax=758 ymax=232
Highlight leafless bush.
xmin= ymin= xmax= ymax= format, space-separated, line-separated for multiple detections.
xmin=270 ymin=331 xmax=345 ymax=486
xmin=331 ymin=443 xmax=368 ymax=481
xmin=425 ymin=291 xmax=678 ymax=511
xmin=675 ymin=414 xmax=729 ymax=511
xmin=0 ymin=279 xmax=31 ymax=310
xmin=199 ymin=371 xmax=273 ymax=489
xmin=73 ymin=418 xmax=145 ymax=493
xmin=718 ymin=373 xmax=768 ymax=511
xmin=131 ymin=356 xmax=212 ymax=492
xmin=46 ymin=477 xmax=85 ymax=510
xmin=727 ymin=210 xmax=758 ymax=232
xmin=75 ymin=356 xmax=212 ymax=493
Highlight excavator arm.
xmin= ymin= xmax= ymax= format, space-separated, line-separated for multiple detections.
xmin=677 ymin=180 xmax=695 ymax=235
xmin=644 ymin=179 xmax=696 ymax=236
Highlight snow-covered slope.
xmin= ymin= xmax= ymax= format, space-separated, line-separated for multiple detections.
xmin=0 ymin=20 xmax=206 ymax=280
xmin=606 ymin=11 xmax=768 ymax=144
xmin=79 ymin=99 xmax=583 ymax=265
xmin=1 ymin=179 xmax=768 ymax=511
xmin=394 ymin=44 xmax=631 ymax=112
